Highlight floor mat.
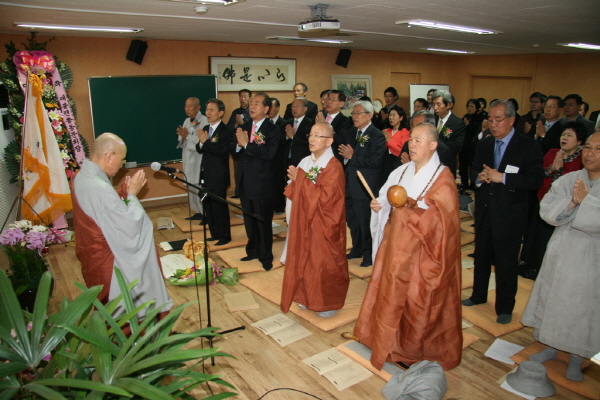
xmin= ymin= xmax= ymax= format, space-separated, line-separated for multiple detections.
xmin=460 ymin=220 xmax=475 ymax=234
xmin=190 ymin=224 xmax=248 ymax=252
xmin=461 ymin=276 xmax=532 ymax=337
xmin=336 ymin=332 xmax=480 ymax=382
xmin=173 ymin=214 xmax=244 ymax=233
xmin=511 ymin=341 xmax=600 ymax=400
xmin=216 ymin=241 xmax=285 ymax=273
xmin=348 ymin=257 xmax=373 ymax=279
xmin=240 ymin=268 xmax=367 ymax=331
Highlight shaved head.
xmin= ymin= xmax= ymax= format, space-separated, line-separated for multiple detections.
xmin=92 ymin=133 xmax=126 ymax=160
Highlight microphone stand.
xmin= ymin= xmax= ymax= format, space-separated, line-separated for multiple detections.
xmin=165 ymin=172 xmax=263 ymax=364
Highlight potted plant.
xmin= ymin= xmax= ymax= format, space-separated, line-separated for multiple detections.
xmin=0 ymin=267 xmax=237 ymax=399
xmin=0 ymin=220 xmax=66 ymax=310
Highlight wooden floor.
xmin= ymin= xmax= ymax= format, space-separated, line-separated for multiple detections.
xmin=44 ymin=202 xmax=588 ymax=400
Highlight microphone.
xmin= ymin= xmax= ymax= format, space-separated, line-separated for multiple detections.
xmin=150 ymin=162 xmax=182 ymax=174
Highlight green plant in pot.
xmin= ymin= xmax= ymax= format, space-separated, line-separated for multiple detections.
xmin=0 ymin=267 xmax=237 ymax=399
xmin=0 ymin=220 xmax=66 ymax=307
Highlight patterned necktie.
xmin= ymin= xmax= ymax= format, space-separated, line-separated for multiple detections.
xmin=437 ymin=119 xmax=444 ymax=133
xmin=326 ymin=115 xmax=332 ymax=123
xmin=356 ymin=130 xmax=362 ymax=145
xmin=294 ymin=119 xmax=299 ymax=133
xmin=208 ymin=126 xmax=214 ymax=138
xmin=494 ymin=140 xmax=504 ymax=170
xmin=250 ymin=124 xmax=256 ymax=143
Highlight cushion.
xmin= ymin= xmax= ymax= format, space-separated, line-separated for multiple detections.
xmin=216 ymin=241 xmax=285 ymax=273
xmin=240 ymin=267 xmax=367 ymax=331
xmin=461 ymin=276 xmax=532 ymax=337
xmin=191 ymin=224 xmax=248 ymax=251
xmin=460 ymin=219 xmax=475 ymax=234
xmin=348 ymin=257 xmax=373 ymax=279
xmin=173 ymin=213 xmax=244 ymax=233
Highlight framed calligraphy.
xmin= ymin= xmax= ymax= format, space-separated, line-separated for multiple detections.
xmin=331 ymin=75 xmax=373 ymax=110
xmin=210 ymin=57 xmax=296 ymax=91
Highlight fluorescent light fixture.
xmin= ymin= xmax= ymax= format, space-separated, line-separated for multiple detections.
xmin=266 ymin=36 xmax=352 ymax=44
xmin=162 ymin=0 xmax=245 ymax=5
xmin=558 ymin=43 xmax=600 ymax=50
xmin=396 ymin=20 xmax=499 ymax=35
xmin=15 ymin=22 xmax=143 ymax=33
xmin=424 ymin=48 xmax=474 ymax=54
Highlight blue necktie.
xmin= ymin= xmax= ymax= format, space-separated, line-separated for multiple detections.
xmin=208 ymin=126 xmax=214 ymax=138
xmin=494 ymin=140 xmax=504 ymax=170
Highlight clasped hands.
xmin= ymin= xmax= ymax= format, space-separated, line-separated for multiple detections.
xmin=235 ymin=127 xmax=249 ymax=147
xmin=569 ymin=178 xmax=589 ymax=209
xmin=124 ymin=170 xmax=146 ymax=198
xmin=338 ymin=143 xmax=354 ymax=159
xmin=478 ymin=164 xmax=504 ymax=184
xmin=176 ymin=125 xmax=188 ymax=139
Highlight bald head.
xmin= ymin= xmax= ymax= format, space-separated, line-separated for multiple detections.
xmin=91 ymin=133 xmax=127 ymax=177
xmin=313 ymin=121 xmax=334 ymax=137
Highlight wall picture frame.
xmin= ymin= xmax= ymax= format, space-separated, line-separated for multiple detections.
xmin=210 ymin=57 xmax=296 ymax=91
xmin=331 ymin=74 xmax=373 ymax=110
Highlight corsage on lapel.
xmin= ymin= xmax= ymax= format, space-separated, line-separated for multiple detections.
xmin=357 ymin=132 xmax=370 ymax=147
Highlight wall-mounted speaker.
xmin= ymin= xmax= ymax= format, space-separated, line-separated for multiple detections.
xmin=126 ymin=40 xmax=148 ymax=65
xmin=335 ymin=49 xmax=352 ymax=68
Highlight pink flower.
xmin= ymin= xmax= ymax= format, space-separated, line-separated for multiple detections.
xmin=26 ymin=322 xmax=32 ymax=331
xmin=25 ymin=231 xmax=48 ymax=250
xmin=42 ymin=353 xmax=51 ymax=362
xmin=0 ymin=228 xmax=25 ymax=246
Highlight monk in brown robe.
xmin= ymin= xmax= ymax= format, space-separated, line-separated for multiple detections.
xmin=280 ymin=122 xmax=349 ymax=317
xmin=354 ymin=123 xmax=462 ymax=370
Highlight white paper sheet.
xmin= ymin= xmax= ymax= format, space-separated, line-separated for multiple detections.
xmin=303 ymin=348 xmax=353 ymax=375
xmin=484 ymin=339 xmax=525 ymax=365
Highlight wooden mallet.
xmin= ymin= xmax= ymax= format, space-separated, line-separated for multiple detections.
xmin=356 ymin=170 xmax=377 ymax=200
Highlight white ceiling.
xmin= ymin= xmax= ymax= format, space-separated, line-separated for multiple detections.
xmin=1 ymin=0 xmax=599 ymax=55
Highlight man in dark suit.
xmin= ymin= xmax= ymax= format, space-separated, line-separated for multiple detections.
xmin=589 ymin=109 xmax=600 ymax=131
xmin=284 ymin=97 xmax=313 ymax=167
xmin=339 ymin=100 xmax=386 ymax=267
xmin=283 ymin=83 xmax=318 ymax=121
xmin=400 ymin=110 xmax=454 ymax=168
xmin=227 ymin=89 xmax=252 ymax=198
xmin=196 ymin=99 xmax=233 ymax=245
xmin=534 ymin=95 xmax=564 ymax=154
xmin=559 ymin=94 xmax=595 ymax=137
xmin=316 ymin=90 xmax=353 ymax=163
xmin=462 ymin=100 xmax=544 ymax=324
xmin=432 ymin=90 xmax=465 ymax=177
xmin=270 ymin=97 xmax=289 ymax=214
xmin=231 ymin=92 xmax=280 ymax=271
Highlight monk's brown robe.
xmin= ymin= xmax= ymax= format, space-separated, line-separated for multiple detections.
xmin=354 ymin=168 xmax=462 ymax=370
xmin=280 ymin=158 xmax=349 ymax=313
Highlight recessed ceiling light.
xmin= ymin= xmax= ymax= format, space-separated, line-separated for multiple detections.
xmin=266 ymin=36 xmax=352 ymax=44
xmin=396 ymin=20 xmax=499 ymax=35
xmin=15 ymin=23 xmax=143 ymax=33
xmin=558 ymin=43 xmax=600 ymax=50
xmin=424 ymin=48 xmax=474 ymax=54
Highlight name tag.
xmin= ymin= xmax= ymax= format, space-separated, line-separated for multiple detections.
xmin=505 ymin=165 xmax=519 ymax=174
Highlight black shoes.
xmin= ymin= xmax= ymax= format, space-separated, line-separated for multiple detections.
xmin=206 ymin=237 xmax=219 ymax=242
xmin=215 ymin=239 xmax=231 ymax=246
xmin=360 ymin=259 xmax=372 ymax=267
xmin=185 ymin=213 xmax=203 ymax=221
xmin=240 ymin=256 xmax=257 ymax=262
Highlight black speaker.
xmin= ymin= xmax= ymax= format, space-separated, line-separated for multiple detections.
xmin=126 ymin=40 xmax=148 ymax=65
xmin=335 ymin=49 xmax=352 ymax=68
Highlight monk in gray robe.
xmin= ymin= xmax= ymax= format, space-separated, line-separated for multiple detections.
xmin=521 ymin=132 xmax=600 ymax=381
xmin=72 ymin=133 xmax=173 ymax=319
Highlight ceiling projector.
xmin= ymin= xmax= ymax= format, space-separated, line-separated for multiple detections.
xmin=298 ymin=4 xmax=340 ymax=34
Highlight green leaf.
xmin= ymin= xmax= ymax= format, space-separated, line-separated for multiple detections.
xmin=0 ymin=387 xmax=19 ymax=400
xmin=122 ymin=349 xmax=231 ymax=376
xmin=114 ymin=378 xmax=173 ymax=400
xmin=30 ymin=271 xmax=53 ymax=355
xmin=0 ymin=361 xmax=29 ymax=376
xmin=33 ymin=379 xmax=133 ymax=397
xmin=114 ymin=268 xmax=139 ymax=332
xmin=0 ymin=269 xmax=32 ymax=361
xmin=59 ymin=324 xmax=119 ymax=357
xmin=88 ymin=312 xmax=113 ymax=383
xmin=22 ymin=382 xmax=68 ymax=400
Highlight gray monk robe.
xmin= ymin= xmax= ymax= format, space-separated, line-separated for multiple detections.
xmin=521 ymin=169 xmax=600 ymax=358
xmin=72 ymin=159 xmax=173 ymax=318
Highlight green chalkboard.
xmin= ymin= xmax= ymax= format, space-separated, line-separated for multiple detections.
xmin=88 ymin=75 xmax=217 ymax=166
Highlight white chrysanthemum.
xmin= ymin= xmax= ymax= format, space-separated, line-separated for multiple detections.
xmin=31 ymin=225 xmax=49 ymax=232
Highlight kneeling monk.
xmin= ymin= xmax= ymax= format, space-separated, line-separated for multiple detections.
xmin=280 ymin=122 xmax=349 ymax=317
xmin=72 ymin=132 xmax=173 ymax=318
xmin=354 ymin=123 xmax=462 ymax=370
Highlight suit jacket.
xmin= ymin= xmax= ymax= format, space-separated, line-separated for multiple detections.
xmin=400 ymin=140 xmax=454 ymax=169
xmin=559 ymin=114 xmax=595 ymax=137
xmin=283 ymin=100 xmax=318 ymax=121
xmin=589 ymin=110 xmax=600 ymax=128
xmin=345 ymin=124 xmax=387 ymax=200
xmin=226 ymin=106 xmax=250 ymax=131
xmin=435 ymin=112 xmax=466 ymax=175
xmin=537 ymin=120 xmax=563 ymax=154
xmin=196 ymin=121 xmax=232 ymax=190
xmin=230 ymin=119 xmax=280 ymax=199
xmin=329 ymin=112 xmax=353 ymax=163
xmin=284 ymin=116 xmax=313 ymax=167
xmin=471 ymin=131 xmax=544 ymax=240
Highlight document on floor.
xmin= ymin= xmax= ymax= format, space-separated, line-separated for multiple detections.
xmin=484 ymin=338 xmax=525 ymax=365
xmin=303 ymin=348 xmax=372 ymax=391
xmin=252 ymin=313 xmax=312 ymax=346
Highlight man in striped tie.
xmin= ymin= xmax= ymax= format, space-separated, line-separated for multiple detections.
xmin=462 ymin=99 xmax=544 ymax=324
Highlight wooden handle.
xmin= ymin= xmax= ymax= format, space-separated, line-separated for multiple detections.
xmin=356 ymin=170 xmax=376 ymax=201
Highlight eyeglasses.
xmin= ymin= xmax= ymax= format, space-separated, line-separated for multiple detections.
xmin=308 ymin=134 xmax=333 ymax=140
xmin=582 ymin=145 xmax=600 ymax=154
xmin=350 ymin=111 xmax=370 ymax=116
xmin=105 ymin=152 xmax=126 ymax=165
xmin=487 ymin=117 xmax=509 ymax=124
